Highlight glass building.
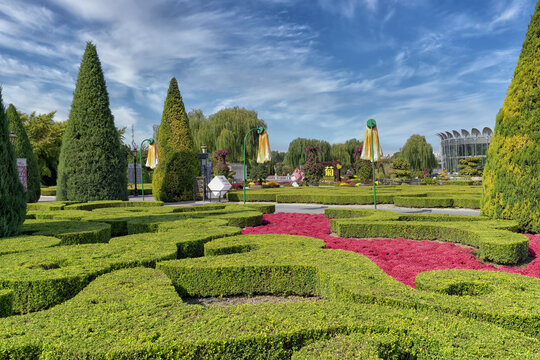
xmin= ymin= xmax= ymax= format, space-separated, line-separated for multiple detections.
xmin=436 ymin=127 xmax=493 ymax=172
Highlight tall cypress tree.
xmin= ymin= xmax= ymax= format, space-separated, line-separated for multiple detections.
xmin=0 ymin=89 xmax=26 ymax=237
xmin=6 ymin=104 xmax=41 ymax=203
xmin=56 ymin=42 xmax=127 ymax=201
xmin=153 ymin=78 xmax=199 ymax=201
xmin=481 ymin=1 xmax=540 ymax=233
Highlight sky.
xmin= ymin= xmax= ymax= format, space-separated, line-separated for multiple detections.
xmin=0 ymin=0 xmax=536 ymax=154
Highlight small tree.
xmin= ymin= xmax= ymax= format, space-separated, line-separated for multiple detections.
xmin=249 ymin=163 xmax=272 ymax=184
xmin=399 ymin=134 xmax=438 ymax=171
xmin=0 ymin=89 xmax=26 ymax=237
xmin=458 ymin=157 xmax=483 ymax=177
xmin=56 ymin=42 xmax=128 ymax=201
xmin=391 ymin=158 xmax=411 ymax=179
xmin=6 ymin=105 xmax=41 ymax=202
xmin=153 ymin=78 xmax=199 ymax=201
xmin=303 ymin=146 xmax=324 ymax=184
xmin=353 ymin=145 xmax=371 ymax=182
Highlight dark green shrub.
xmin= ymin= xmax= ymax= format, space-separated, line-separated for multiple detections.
xmin=390 ymin=158 xmax=411 ymax=178
xmin=0 ymin=89 xmax=26 ymax=237
xmin=303 ymin=146 xmax=324 ymax=184
xmin=481 ymin=2 xmax=540 ymax=233
xmin=458 ymin=156 xmax=483 ymax=176
xmin=56 ymin=42 xmax=128 ymax=202
xmin=6 ymin=105 xmax=41 ymax=203
xmin=153 ymin=78 xmax=199 ymax=201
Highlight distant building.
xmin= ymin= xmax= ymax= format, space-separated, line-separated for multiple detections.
xmin=436 ymin=127 xmax=493 ymax=172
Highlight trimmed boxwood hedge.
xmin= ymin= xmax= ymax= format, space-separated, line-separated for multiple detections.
xmin=393 ymin=196 xmax=454 ymax=208
xmin=0 ymin=290 xmax=12 ymax=318
xmin=0 ymin=235 xmax=60 ymax=255
xmin=22 ymin=220 xmax=111 ymax=245
xmin=0 ymin=201 xmax=538 ymax=358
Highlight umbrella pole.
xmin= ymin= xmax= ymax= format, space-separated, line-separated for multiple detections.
xmin=370 ymin=127 xmax=376 ymax=209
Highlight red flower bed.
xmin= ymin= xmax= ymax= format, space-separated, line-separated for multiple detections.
xmin=242 ymin=213 xmax=540 ymax=288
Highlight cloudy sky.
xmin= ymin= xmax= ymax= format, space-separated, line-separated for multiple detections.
xmin=0 ymin=0 xmax=535 ymax=153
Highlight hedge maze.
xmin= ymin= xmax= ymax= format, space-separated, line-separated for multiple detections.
xmin=0 ymin=201 xmax=538 ymax=359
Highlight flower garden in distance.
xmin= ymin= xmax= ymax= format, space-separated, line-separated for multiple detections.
xmin=0 ymin=190 xmax=538 ymax=359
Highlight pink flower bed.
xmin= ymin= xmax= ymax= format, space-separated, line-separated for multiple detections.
xmin=242 ymin=213 xmax=540 ymax=288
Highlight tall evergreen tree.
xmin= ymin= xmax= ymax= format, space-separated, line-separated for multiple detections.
xmin=6 ymin=105 xmax=41 ymax=202
xmin=153 ymin=78 xmax=199 ymax=202
xmin=56 ymin=42 xmax=127 ymax=201
xmin=482 ymin=1 xmax=540 ymax=233
xmin=0 ymin=89 xmax=26 ymax=237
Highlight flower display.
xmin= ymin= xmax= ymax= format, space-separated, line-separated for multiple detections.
xmin=242 ymin=213 xmax=540 ymax=288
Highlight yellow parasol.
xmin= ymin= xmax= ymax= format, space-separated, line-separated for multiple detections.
xmin=145 ymin=142 xmax=159 ymax=169
xmin=360 ymin=119 xmax=383 ymax=209
xmin=257 ymin=130 xmax=271 ymax=163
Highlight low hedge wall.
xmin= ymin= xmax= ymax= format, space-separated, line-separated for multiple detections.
xmin=2 ymin=267 xmax=538 ymax=359
xmin=393 ymin=196 xmax=454 ymax=208
xmin=64 ymin=200 xmax=164 ymax=211
xmin=0 ymin=235 xmax=60 ymax=255
xmin=22 ymin=220 xmax=111 ymax=245
xmin=0 ymin=290 xmax=12 ymax=318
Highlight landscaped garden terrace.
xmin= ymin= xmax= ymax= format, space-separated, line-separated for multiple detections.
xmin=0 ymin=199 xmax=538 ymax=359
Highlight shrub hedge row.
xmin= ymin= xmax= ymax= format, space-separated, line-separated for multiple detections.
xmin=227 ymin=185 xmax=482 ymax=209
xmin=326 ymin=209 xmax=528 ymax=265
xmin=22 ymin=220 xmax=111 ymax=245
xmin=0 ymin=200 xmax=538 ymax=358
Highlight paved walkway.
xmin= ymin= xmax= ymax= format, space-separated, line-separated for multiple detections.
xmin=38 ymin=195 xmax=480 ymax=216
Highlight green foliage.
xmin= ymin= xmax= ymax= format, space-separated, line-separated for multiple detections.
xmin=353 ymin=144 xmax=371 ymax=182
xmin=56 ymin=42 xmax=128 ymax=201
xmin=249 ymin=162 xmax=272 ymax=182
xmin=0 ymin=89 xmax=26 ymax=237
xmin=6 ymin=105 xmax=41 ymax=202
xmin=211 ymin=150 xmax=233 ymax=181
xmin=330 ymin=143 xmax=351 ymax=168
xmin=19 ymin=111 xmax=66 ymax=186
xmin=188 ymin=107 xmax=267 ymax=162
xmin=303 ymin=146 xmax=325 ymax=184
xmin=284 ymin=138 xmax=331 ymax=168
xmin=481 ymin=2 xmax=540 ymax=233
xmin=153 ymin=78 xmax=199 ymax=201
xmin=390 ymin=158 xmax=411 ymax=178
xmin=458 ymin=156 xmax=483 ymax=176
xmin=399 ymin=134 xmax=438 ymax=171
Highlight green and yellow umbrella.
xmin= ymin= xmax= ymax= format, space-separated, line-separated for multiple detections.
xmin=360 ymin=119 xmax=383 ymax=209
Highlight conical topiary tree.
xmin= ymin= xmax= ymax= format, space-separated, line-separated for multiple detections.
xmin=153 ymin=78 xmax=199 ymax=201
xmin=6 ymin=104 xmax=41 ymax=203
xmin=56 ymin=42 xmax=128 ymax=201
xmin=481 ymin=1 xmax=540 ymax=233
xmin=0 ymin=89 xmax=26 ymax=237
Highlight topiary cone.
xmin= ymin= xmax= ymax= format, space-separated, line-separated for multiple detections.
xmin=481 ymin=1 xmax=540 ymax=233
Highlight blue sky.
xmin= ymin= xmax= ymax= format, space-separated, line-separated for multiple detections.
xmin=0 ymin=0 xmax=535 ymax=154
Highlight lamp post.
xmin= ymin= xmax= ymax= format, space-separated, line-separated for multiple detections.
xmin=131 ymin=142 xmax=139 ymax=197
xmin=9 ymin=131 xmax=16 ymax=146
xmin=366 ymin=118 xmax=377 ymax=209
xmin=243 ymin=125 xmax=265 ymax=204
xmin=197 ymin=144 xmax=210 ymax=200
xmin=140 ymin=138 xmax=154 ymax=200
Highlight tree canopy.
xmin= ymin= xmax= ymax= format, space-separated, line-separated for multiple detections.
xmin=398 ymin=134 xmax=438 ymax=171
xmin=188 ymin=107 xmax=266 ymax=163
xmin=283 ymin=138 xmax=331 ymax=168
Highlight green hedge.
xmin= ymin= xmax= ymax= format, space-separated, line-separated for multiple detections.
xmin=22 ymin=220 xmax=111 ymax=245
xmin=393 ymin=196 xmax=454 ymax=208
xmin=64 ymin=200 xmax=164 ymax=211
xmin=0 ymin=235 xmax=60 ymax=255
xmin=0 ymin=290 xmax=12 ymax=318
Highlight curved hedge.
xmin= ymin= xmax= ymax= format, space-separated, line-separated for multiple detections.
xmin=326 ymin=209 xmax=529 ymax=264
xmin=0 ymin=202 xmax=538 ymax=358
xmin=0 ymin=235 xmax=60 ymax=255
xmin=22 ymin=220 xmax=111 ymax=245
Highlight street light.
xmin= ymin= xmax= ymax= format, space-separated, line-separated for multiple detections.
xmin=198 ymin=144 xmax=210 ymax=200
xmin=9 ymin=131 xmax=16 ymax=146
xmin=131 ymin=144 xmax=139 ymax=197
xmin=243 ymin=125 xmax=265 ymax=204
xmin=201 ymin=144 xmax=207 ymax=153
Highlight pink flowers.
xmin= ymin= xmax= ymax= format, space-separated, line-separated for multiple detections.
xmin=242 ymin=213 xmax=540 ymax=288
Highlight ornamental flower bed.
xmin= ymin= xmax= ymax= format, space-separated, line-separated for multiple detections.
xmin=243 ymin=213 xmax=540 ymax=287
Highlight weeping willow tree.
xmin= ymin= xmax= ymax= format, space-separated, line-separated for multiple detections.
xmin=283 ymin=138 xmax=331 ymax=168
xmin=188 ymin=107 xmax=266 ymax=162
xmin=399 ymin=134 xmax=438 ymax=171
xmin=330 ymin=139 xmax=361 ymax=168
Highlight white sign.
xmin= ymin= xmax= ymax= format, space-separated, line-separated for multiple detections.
xmin=208 ymin=176 xmax=232 ymax=198
xmin=17 ymin=158 xmax=27 ymax=192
